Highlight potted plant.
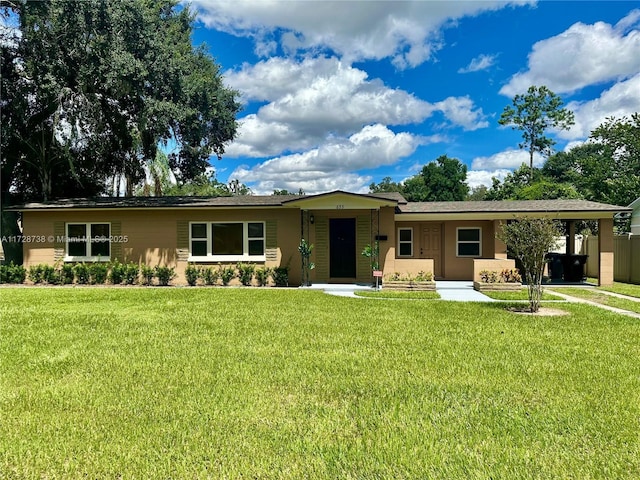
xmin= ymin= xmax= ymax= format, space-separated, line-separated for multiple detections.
xmin=361 ymin=242 xmax=381 ymax=287
xmin=298 ymin=239 xmax=315 ymax=286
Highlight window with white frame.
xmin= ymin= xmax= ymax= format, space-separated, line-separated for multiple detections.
xmin=65 ymin=223 xmax=110 ymax=260
xmin=457 ymin=227 xmax=481 ymax=257
xmin=189 ymin=221 xmax=265 ymax=260
xmin=397 ymin=227 xmax=413 ymax=257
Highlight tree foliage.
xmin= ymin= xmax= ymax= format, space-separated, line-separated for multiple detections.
xmin=589 ymin=114 xmax=640 ymax=208
xmin=487 ymin=112 xmax=638 ymax=229
xmin=1 ymin=0 xmax=240 ymax=201
xmin=485 ymin=164 xmax=581 ymax=201
xmin=369 ymin=155 xmax=469 ymax=202
xmin=497 ymin=217 xmax=561 ymax=313
xmin=499 ymin=85 xmax=574 ymax=177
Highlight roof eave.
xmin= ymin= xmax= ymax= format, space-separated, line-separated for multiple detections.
xmin=395 ymin=209 xmax=627 ymax=221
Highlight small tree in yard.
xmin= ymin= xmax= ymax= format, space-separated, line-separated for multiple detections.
xmin=497 ymin=217 xmax=561 ymax=313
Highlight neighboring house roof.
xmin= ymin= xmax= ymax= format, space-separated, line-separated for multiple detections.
xmin=629 ymin=196 xmax=640 ymax=209
xmin=6 ymin=192 xmax=629 ymax=220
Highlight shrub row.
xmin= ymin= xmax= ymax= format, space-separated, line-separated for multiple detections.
xmin=185 ymin=263 xmax=289 ymax=287
xmin=479 ymin=268 xmax=522 ymax=284
xmin=0 ymin=261 xmax=177 ymax=286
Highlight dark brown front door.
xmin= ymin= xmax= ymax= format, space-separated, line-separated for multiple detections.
xmin=330 ymin=218 xmax=356 ymax=278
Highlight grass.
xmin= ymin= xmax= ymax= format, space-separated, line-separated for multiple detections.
xmin=355 ymin=290 xmax=440 ymax=299
xmin=598 ymin=282 xmax=640 ymax=299
xmin=480 ymin=289 xmax=563 ymax=301
xmin=556 ymin=287 xmax=640 ymax=314
xmin=1 ymin=288 xmax=640 ymax=478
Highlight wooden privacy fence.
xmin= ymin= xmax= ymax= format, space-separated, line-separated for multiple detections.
xmin=581 ymin=234 xmax=640 ymax=284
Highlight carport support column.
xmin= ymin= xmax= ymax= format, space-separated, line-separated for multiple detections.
xmin=598 ymin=218 xmax=614 ymax=286
xmin=567 ymin=221 xmax=576 ymax=255
xmin=494 ymin=220 xmax=508 ymax=259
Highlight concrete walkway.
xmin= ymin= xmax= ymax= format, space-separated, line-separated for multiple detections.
xmin=305 ymin=281 xmax=495 ymax=301
xmin=435 ymin=281 xmax=495 ymax=302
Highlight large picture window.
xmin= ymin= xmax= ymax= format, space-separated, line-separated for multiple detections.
xmin=457 ymin=227 xmax=481 ymax=257
xmin=189 ymin=222 xmax=265 ymax=261
xmin=66 ymin=223 xmax=110 ymax=260
xmin=397 ymin=227 xmax=413 ymax=257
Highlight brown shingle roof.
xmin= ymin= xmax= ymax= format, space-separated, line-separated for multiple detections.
xmin=398 ymin=199 xmax=630 ymax=214
xmin=7 ymin=190 xmax=407 ymax=211
xmin=6 ymin=195 xmax=302 ymax=211
xmin=7 ymin=193 xmax=628 ymax=214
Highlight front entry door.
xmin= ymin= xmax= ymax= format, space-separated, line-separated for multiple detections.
xmin=421 ymin=223 xmax=442 ymax=278
xmin=330 ymin=218 xmax=356 ymax=278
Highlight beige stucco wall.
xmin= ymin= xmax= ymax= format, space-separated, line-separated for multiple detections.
xmin=598 ymin=218 xmax=614 ymax=286
xmin=472 ymin=258 xmax=517 ymax=282
xmin=387 ymin=219 xmax=498 ymax=280
xmin=21 ymin=208 xmax=303 ymax=286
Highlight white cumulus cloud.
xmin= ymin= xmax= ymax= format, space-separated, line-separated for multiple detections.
xmin=230 ymin=124 xmax=429 ymax=194
xmin=225 ymin=57 xmax=487 ymax=158
xmin=458 ymin=54 xmax=497 ymax=73
xmin=471 ymin=148 xmax=545 ymax=170
xmin=501 ymin=9 xmax=640 ymax=96
xmin=559 ymin=73 xmax=640 ymax=140
xmin=466 ymin=169 xmax=512 ymax=189
xmin=192 ymin=0 xmax=532 ymax=68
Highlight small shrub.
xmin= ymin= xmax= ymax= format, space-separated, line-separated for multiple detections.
xmin=385 ymin=272 xmax=403 ymax=281
xmin=500 ymin=268 xmax=522 ymax=283
xmin=28 ymin=265 xmax=45 ymax=284
xmin=141 ymin=265 xmax=155 ymax=286
xmin=272 ymin=266 xmax=289 ymax=287
xmin=89 ymin=263 xmax=109 ymax=284
xmin=109 ymin=260 xmax=126 ymax=284
xmin=0 ymin=262 xmax=26 ymax=284
xmin=123 ymin=263 xmax=139 ymax=285
xmin=73 ymin=263 xmax=90 ymax=284
xmin=237 ymin=263 xmax=255 ymax=286
xmin=479 ymin=269 xmax=522 ymax=284
xmin=415 ymin=271 xmax=433 ymax=282
xmin=60 ymin=264 xmax=75 ymax=284
xmin=220 ymin=265 xmax=236 ymax=286
xmin=43 ymin=265 xmax=59 ymax=285
xmin=155 ymin=265 xmax=176 ymax=286
xmin=255 ymin=267 xmax=271 ymax=287
xmin=385 ymin=272 xmax=433 ymax=283
xmin=479 ymin=270 xmax=498 ymax=283
xmin=185 ymin=264 xmax=200 ymax=286
xmin=201 ymin=266 xmax=219 ymax=286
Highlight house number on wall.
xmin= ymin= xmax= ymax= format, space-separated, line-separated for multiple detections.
xmin=336 ymin=204 xmax=344 ymax=209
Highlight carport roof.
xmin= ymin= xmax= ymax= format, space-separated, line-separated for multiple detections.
xmin=396 ymin=199 xmax=630 ymax=221
xmin=398 ymin=199 xmax=629 ymax=214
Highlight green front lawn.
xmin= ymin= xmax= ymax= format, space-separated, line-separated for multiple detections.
xmin=598 ymin=282 xmax=640 ymax=299
xmin=1 ymin=288 xmax=639 ymax=478
xmin=556 ymin=287 xmax=640 ymax=314
xmin=480 ymin=289 xmax=563 ymax=301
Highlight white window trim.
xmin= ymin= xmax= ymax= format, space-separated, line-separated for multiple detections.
xmin=64 ymin=222 xmax=111 ymax=262
xmin=188 ymin=221 xmax=266 ymax=262
xmin=397 ymin=227 xmax=413 ymax=257
xmin=456 ymin=227 xmax=482 ymax=258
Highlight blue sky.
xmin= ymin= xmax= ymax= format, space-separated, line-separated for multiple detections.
xmin=185 ymin=1 xmax=640 ymax=195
